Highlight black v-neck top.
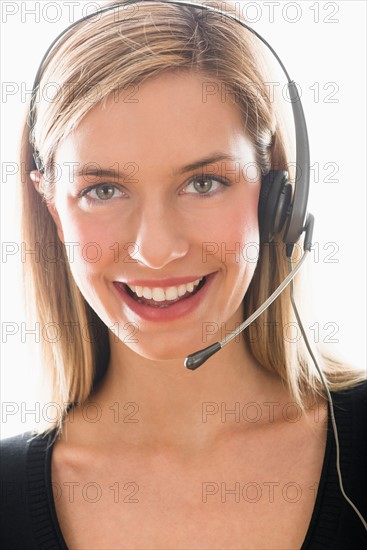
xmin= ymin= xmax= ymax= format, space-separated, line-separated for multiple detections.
xmin=1 ymin=381 xmax=367 ymax=549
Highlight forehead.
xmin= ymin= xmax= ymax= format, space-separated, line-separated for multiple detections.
xmin=55 ymin=71 xmax=256 ymax=171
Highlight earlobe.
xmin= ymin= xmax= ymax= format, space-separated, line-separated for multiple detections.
xmin=30 ymin=170 xmax=42 ymax=192
xmin=30 ymin=170 xmax=65 ymax=243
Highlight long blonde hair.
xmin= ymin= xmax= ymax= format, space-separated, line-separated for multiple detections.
xmin=20 ymin=0 xmax=365 ymax=436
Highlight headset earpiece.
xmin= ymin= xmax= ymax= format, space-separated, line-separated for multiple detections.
xmin=258 ymin=170 xmax=292 ymax=243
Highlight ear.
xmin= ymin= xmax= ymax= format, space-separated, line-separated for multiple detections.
xmin=30 ymin=170 xmax=65 ymax=243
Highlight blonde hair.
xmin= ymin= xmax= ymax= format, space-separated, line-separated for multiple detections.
xmin=20 ymin=0 xmax=365 ymax=436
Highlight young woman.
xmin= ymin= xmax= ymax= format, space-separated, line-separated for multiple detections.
xmin=1 ymin=1 xmax=366 ymax=548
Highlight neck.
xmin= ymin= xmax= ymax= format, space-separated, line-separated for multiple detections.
xmin=78 ymin=333 xmax=289 ymax=452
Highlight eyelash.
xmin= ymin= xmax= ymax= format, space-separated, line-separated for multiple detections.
xmin=182 ymin=175 xmax=231 ymax=197
xmin=78 ymin=174 xmax=231 ymax=205
xmin=79 ymin=184 xmax=125 ymax=205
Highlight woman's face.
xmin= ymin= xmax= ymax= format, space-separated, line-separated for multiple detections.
xmin=48 ymin=71 xmax=261 ymax=360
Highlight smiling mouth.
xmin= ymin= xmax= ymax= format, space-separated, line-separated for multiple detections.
xmin=124 ymin=276 xmax=207 ymax=308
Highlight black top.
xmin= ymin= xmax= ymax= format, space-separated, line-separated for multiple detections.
xmin=1 ymin=381 xmax=367 ymax=549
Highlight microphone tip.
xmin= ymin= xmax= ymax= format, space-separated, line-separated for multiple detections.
xmin=184 ymin=342 xmax=222 ymax=370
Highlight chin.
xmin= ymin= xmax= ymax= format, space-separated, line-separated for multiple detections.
xmin=116 ymin=335 xmax=203 ymax=365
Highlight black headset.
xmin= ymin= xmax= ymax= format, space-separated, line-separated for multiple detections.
xmin=28 ymin=0 xmax=311 ymax=259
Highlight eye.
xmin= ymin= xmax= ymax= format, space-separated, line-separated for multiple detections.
xmin=182 ymin=175 xmax=230 ymax=196
xmin=79 ymin=183 xmax=125 ymax=203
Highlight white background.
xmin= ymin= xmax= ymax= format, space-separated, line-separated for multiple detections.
xmin=1 ymin=0 xmax=366 ymax=438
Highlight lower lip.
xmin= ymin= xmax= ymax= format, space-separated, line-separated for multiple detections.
xmin=113 ymin=273 xmax=218 ymax=322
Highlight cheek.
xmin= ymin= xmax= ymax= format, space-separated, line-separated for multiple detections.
xmin=56 ymin=209 xmax=117 ymax=276
xmin=208 ymin=190 xmax=260 ymax=268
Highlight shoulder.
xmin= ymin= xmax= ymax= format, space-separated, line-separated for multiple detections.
xmin=0 ymin=430 xmax=35 ymax=476
xmin=0 ymin=430 xmax=49 ymax=503
xmin=0 ymin=430 xmax=56 ymax=548
xmin=302 ymin=381 xmax=367 ymax=548
xmin=331 ymin=379 xmax=367 ymax=418
xmin=330 ymin=379 xmax=367 ymax=452
xmin=330 ymin=381 xmax=367 ymax=536
xmin=1 ymin=429 xmax=56 ymax=479
xmin=0 ymin=431 xmax=36 ymax=545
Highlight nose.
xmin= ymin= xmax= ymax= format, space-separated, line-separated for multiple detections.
xmin=128 ymin=204 xmax=189 ymax=269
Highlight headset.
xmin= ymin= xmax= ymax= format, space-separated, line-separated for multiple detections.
xmin=28 ymin=0 xmax=366 ymax=531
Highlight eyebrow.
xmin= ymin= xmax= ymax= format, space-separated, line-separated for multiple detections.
xmin=74 ymin=166 xmax=129 ymax=179
xmin=73 ymin=153 xmax=240 ymax=180
xmin=173 ymin=153 xmax=240 ymax=175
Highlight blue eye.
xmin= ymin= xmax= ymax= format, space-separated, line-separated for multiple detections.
xmin=184 ymin=175 xmax=230 ymax=196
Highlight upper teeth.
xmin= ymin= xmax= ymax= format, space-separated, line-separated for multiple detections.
xmin=127 ymin=278 xmax=203 ymax=302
